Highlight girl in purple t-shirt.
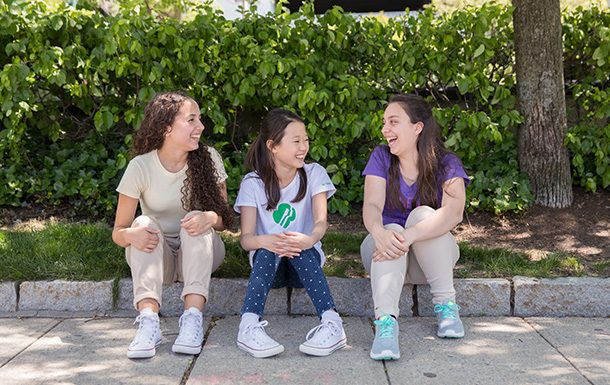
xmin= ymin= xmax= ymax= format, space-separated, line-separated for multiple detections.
xmin=360 ymin=94 xmax=470 ymax=361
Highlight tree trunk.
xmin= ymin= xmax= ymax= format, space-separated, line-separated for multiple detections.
xmin=513 ymin=0 xmax=573 ymax=208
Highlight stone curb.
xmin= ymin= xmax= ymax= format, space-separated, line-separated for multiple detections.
xmin=0 ymin=277 xmax=608 ymax=317
xmin=513 ymin=276 xmax=610 ymax=317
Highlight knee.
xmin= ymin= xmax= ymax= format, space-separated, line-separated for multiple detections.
xmin=132 ymin=215 xmax=160 ymax=230
xmin=385 ymin=223 xmax=405 ymax=232
xmin=406 ymin=206 xmax=435 ymax=226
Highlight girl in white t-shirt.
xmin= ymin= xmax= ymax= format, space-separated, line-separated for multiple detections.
xmin=234 ymin=108 xmax=347 ymax=358
xmin=113 ymin=92 xmax=234 ymax=359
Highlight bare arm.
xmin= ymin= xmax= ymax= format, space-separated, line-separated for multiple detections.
xmin=400 ymin=177 xmax=465 ymax=245
xmin=112 ymin=193 xmax=160 ymax=252
xmin=362 ymin=175 xmax=408 ymax=258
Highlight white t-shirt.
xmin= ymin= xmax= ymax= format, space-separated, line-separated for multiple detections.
xmin=234 ymin=162 xmax=336 ymax=266
xmin=116 ymin=147 xmax=227 ymax=236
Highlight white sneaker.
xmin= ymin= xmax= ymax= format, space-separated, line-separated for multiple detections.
xmin=299 ymin=319 xmax=347 ymax=356
xmin=172 ymin=307 xmax=204 ymax=355
xmin=237 ymin=320 xmax=284 ymax=358
xmin=127 ymin=310 xmax=162 ymax=359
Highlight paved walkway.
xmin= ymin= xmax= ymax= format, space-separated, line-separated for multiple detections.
xmin=1 ymin=315 xmax=608 ymax=385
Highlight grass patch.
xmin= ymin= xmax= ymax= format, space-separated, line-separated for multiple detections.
xmin=0 ymin=222 xmax=128 ymax=281
xmin=456 ymin=243 xmax=585 ymax=278
xmin=592 ymin=260 xmax=610 ymax=276
xmin=0 ymin=221 xmax=593 ymax=281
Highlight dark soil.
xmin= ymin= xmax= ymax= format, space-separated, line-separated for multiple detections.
xmin=328 ymin=186 xmax=610 ymax=277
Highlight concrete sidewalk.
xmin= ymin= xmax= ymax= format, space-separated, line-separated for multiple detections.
xmin=1 ymin=315 xmax=608 ymax=385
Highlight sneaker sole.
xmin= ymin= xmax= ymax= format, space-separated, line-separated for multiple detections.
xmin=299 ymin=339 xmax=347 ymax=357
xmin=370 ymin=350 xmax=400 ymax=361
xmin=438 ymin=331 xmax=465 ymax=338
xmin=172 ymin=343 xmax=202 ymax=355
xmin=127 ymin=340 xmax=161 ymax=359
xmin=237 ymin=341 xmax=284 ymax=358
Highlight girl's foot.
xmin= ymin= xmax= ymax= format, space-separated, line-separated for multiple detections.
xmin=237 ymin=318 xmax=284 ymax=358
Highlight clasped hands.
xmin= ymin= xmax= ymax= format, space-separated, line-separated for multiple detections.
xmin=262 ymin=232 xmax=314 ymax=258
xmin=372 ymin=228 xmax=414 ymax=262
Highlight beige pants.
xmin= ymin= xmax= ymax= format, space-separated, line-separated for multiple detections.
xmin=360 ymin=206 xmax=459 ymax=318
xmin=125 ymin=211 xmax=225 ymax=310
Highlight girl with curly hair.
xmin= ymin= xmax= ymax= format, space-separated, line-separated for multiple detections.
xmin=112 ymin=91 xmax=233 ymax=359
xmin=361 ymin=94 xmax=469 ymax=361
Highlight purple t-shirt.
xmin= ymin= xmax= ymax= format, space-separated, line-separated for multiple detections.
xmin=362 ymin=145 xmax=470 ymax=226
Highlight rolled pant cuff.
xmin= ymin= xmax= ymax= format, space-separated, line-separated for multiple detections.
xmin=133 ymin=292 xmax=162 ymax=310
xmin=181 ymin=284 xmax=208 ymax=302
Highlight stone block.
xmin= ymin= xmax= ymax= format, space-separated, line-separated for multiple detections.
xmin=514 ymin=276 xmax=610 ymax=317
xmin=418 ymin=278 xmax=511 ymax=316
xmin=0 ymin=281 xmax=17 ymax=312
xmin=19 ymin=280 xmax=113 ymax=312
xmin=118 ymin=278 xmax=287 ymax=317
xmin=290 ymin=277 xmax=413 ymax=317
xmin=206 ymin=278 xmax=287 ymax=317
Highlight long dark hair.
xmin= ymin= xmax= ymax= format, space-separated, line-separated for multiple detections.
xmin=244 ymin=108 xmax=308 ymax=211
xmin=132 ymin=91 xmax=234 ymax=228
xmin=386 ymin=94 xmax=453 ymax=211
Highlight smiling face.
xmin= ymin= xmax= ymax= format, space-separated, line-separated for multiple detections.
xmin=382 ymin=102 xmax=423 ymax=157
xmin=269 ymin=120 xmax=309 ymax=171
xmin=163 ymin=99 xmax=204 ymax=153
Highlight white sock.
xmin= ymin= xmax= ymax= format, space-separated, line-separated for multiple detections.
xmin=139 ymin=307 xmax=157 ymax=317
xmin=184 ymin=306 xmax=202 ymax=316
xmin=321 ymin=309 xmax=342 ymax=323
xmin=240 ymin=312 xmax=260 ymax=329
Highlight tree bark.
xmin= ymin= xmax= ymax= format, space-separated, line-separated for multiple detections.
xmin=513 ymin=0 xmax=573 ymax=208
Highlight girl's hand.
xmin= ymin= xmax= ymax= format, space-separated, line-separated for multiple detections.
xmin=372 ymin=229 xmax=409 ymax=262
xmin=282 ymin=231 xmax=315 ymax=252
xmin=127 ymin=226 xmax=160 ymax=253
xmin=260 ymin=234 xmax=301 ymax=258
xmin=180 ymin=211 xmax=218 ymax=236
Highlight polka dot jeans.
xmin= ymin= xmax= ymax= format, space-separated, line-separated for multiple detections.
xmin=241 ymin=247 xmax=336 ymax=318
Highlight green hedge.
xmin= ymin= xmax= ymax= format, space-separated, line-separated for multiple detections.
xmin=1 ymin=1 xmax=609 ymax=218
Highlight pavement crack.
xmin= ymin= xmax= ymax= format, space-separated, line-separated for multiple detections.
xmin=178 ymin=316 xmax=222 ymax=385
xmin=0 ymin=318 xmax=63 ymax=369
xmin=524 ymin=318 xmax=595 ymax=385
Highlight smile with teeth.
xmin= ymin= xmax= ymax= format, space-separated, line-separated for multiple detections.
xmin=296 ymin=154 xmax=305 ymax=160
xmin=386 ymin=137 xmax=397 ymax=145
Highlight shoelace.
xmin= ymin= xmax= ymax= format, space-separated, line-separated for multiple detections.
xmin=178 ymin=312 xmax=202 ymax=339
xmin=434 ymin=302 xmax=461 ymax=320
xmin=374 ymin=316 xmax=396 ymax=339
xmin=243 ymin=320 xmax=269 ymax=336
xmin=305 ymin=320 xmax=340 ymax=341
xmin=133 ymin=314 xmax=157 ymax=343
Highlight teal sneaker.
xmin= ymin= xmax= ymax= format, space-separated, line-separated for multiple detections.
xmin=434 ymin=301 xmax=465 ymax=338
xmin=370 ymin=315 xmax=400 ymax=360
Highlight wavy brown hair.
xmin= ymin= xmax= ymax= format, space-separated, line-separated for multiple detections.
xmin=386 ymin=94 xmax=458 ymax=211
xmin=244 ymin=108 xmax=307 ymax=211
xmin=132 ymin=91 xmax=234 ymax=228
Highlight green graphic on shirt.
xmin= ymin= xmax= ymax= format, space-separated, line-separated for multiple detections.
xmin=272 ymin=203 xmax=297 ymax=228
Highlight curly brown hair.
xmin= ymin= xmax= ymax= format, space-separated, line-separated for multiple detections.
xmin=132 ymin=91 xmax=234 ymax=229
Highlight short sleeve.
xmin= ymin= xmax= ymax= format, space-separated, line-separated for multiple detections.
xmin=116 ymin=158 xmax=146 ymax=199
xmin=207 ymin=146 xmax=228 ymax=183
xmin=442 ymin=153 xmax=470 ymax=187
xmin=233 ymin=174 xmax=259 ymax=213
xmin=362 ymin=145 xmax=390 ymax=180
xmin=309 ymin=163 xmax=336 ymax=199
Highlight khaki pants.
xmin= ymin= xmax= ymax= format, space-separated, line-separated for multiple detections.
xmin=360 ymin=206 xmax=459 ymax=318
xmin=125 ymin=211 xmax=225 ymax=310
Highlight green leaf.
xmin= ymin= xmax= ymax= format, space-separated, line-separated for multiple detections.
xmin=473 ymin=44 xmax=485 ymax=58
